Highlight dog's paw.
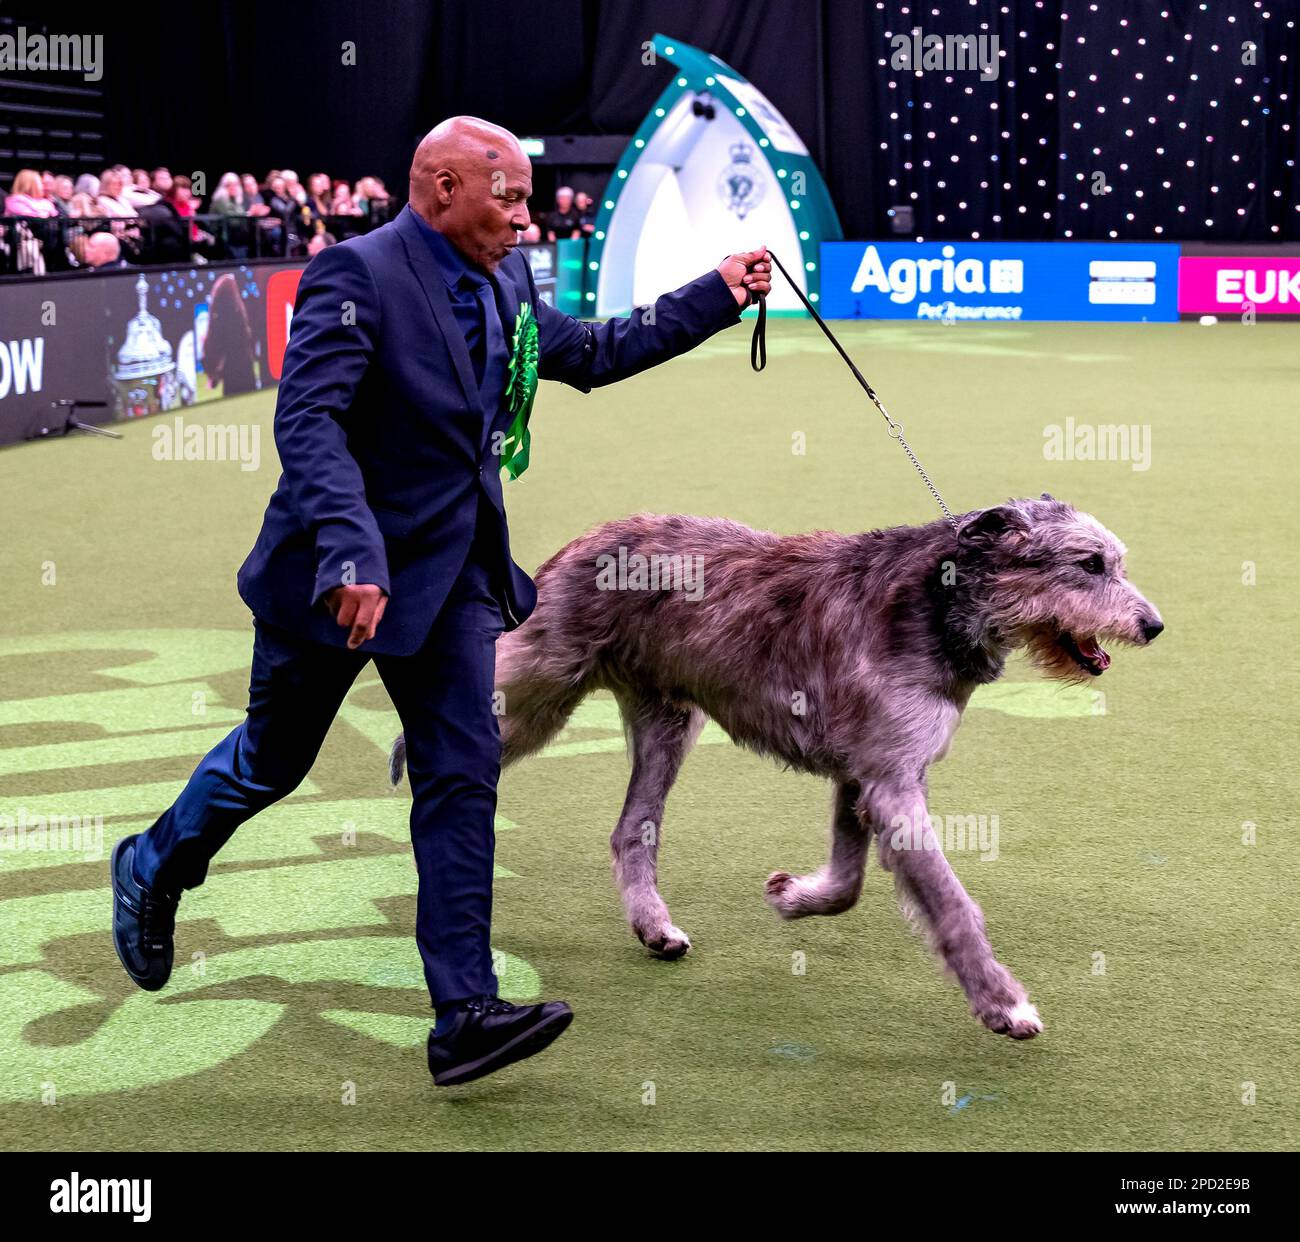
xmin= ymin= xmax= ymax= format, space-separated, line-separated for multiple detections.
xmin=977 ymin=998 xmax=1044 ymax=1041
xmin=765 ymin=871 xmax=809 ymax=919
xmin=765 ymin=870 xmax=855 ymax=919
xmin=634 ymin=922 xmax=692 ymax=960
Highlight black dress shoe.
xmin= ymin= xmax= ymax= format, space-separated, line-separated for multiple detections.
xmin=428 ymin=997 xmax=573 ymax=1087
xmin=111 ymin=833 xmax=179 ymax=991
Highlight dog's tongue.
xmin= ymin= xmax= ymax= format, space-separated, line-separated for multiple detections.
xmin=1076 ymin=635 xmax=1111 ymax=670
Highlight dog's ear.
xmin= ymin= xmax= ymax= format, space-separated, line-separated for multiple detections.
xmin=957 ymin=503 xmax=1026 ymax=548
xmin=1040 ymin=491 xmax=1055 ymax=501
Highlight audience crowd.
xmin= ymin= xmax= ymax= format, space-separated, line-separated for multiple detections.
xmin=0 ymin=164 xmax=393 ymax=275
xmin=2 ymin=164 xmax=599 ymax=276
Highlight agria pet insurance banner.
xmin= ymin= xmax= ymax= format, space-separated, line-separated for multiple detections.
xmin=819 ymin=241 xmax=1180 ymax=322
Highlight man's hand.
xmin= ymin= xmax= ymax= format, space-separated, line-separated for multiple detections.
xmin=326 ymin=583 xmax=388 ymax=649
xmin=717 ymin=247 xmax=772 ymax=307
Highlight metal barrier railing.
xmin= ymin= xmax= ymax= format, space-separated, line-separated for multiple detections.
xmin=0 ymin=204 xmax=393 ymax=277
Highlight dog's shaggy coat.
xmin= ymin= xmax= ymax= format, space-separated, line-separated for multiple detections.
xmin=391 ymin=496 xmax=1163 ymax=1040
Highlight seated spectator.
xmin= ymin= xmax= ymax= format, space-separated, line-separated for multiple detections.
xmin=266 ymin=174 xmax=293 ymax=219
xmin=82 ymin=231 xmax=128 ymax=269
xmin=306 ymin=230 xmax=336 ymax=257
xmin=307 ymin=172 xmax=331 ymax=219
xmin=117 ymin=165 xmax=158 ymax=208
xmin=51 ymin=175 xmax=75 ymax=216
xmin=66 ymin=192 xmax=102 ymax=219
xmin=5 ymin=168 xmax=59 ymax=217
xmin=282 ymin=170 xmax=307 ymax=206
xmin=330 ymin=180 xmax=360 ymax=215
xmin=167 ymin=174 xmax=213 ymax=248
xmin=543 ymin=186 xmax=582 ymax=241
xmin=64 ymin=194 xmax=107 ymax=266
xmin=210 ymin=171 xmax=246 ymax=214
xmin=151 ymin=167 xmax=173 ymax=195
xmin=241 ymin=174 xmax=270 ymax=215
xmin=96 ymin=168 xmax=136 ymax=217
xmin=355 ymin=175 xmax=390 ymax=221
xmin=575 ymin=190 xmax=596 ymax=235
xmin=3 ymin=168 xmax=59 ymax=273
xmin=39 ymin=171 xmax=70 ymax=217
xmin=73 ymin=172 xmax=100 ymax=199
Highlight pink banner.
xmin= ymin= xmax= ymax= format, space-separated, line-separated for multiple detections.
xmin=1179 ymin=256 xmax=1300 ymax=314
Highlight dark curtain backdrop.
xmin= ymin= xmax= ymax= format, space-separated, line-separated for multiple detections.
xmin=80 ymin=0 xmax=1300 ymax=241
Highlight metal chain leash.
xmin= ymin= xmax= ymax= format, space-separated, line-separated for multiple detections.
xmin=748 ymin=250 xmax=959 ymax=531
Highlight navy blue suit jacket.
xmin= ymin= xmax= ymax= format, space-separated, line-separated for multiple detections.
xmin=237 ymin=205 xmax=743 ymax=656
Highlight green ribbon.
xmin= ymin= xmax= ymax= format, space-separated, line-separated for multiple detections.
xmin=500 ymin=301 xmax=539 ymax=480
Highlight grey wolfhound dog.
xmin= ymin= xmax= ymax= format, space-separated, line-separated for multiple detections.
xmin=390 ymin=495 xmax=1163 ymax=1040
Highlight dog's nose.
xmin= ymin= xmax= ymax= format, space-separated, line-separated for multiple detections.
xmin=1140 ymin=616 xmax=1164 ymax=644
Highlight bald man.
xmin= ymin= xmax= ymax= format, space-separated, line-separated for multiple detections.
xmin=113 ymin=117 xmax=770 ymax=1087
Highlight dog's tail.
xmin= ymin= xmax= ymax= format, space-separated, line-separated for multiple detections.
xmin=388 ymin=732 xmax=407 ymax=787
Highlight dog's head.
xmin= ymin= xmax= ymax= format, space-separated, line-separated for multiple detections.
xmin=956 ymin=494 xmax=1163 ymax=682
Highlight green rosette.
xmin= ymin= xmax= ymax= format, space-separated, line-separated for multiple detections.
xmin=501 ymin=301 xmax=539 ymax=479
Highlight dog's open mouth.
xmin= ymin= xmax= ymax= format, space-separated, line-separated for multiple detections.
xmin=1058 ymin=632 xmax=1111 ymax=676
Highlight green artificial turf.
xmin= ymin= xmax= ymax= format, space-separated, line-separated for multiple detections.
xmin=0 ymin=317 xmax=1295 ymax=1151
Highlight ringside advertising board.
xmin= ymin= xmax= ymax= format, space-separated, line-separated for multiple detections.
xmin=1178 ymin=256 xmax=1300 ymax=315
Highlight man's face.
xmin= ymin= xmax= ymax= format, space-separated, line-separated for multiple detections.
xmin=101 ymin=171 xmax=122 ymax=197
xmin=152 ymin=168 xmax=173 ymax=193
xmin=440 ymin=154 xmax=532 ymax=272
xmin=55 ymin=176 xmax=73 ymax=200
xmin=556 ymin=188 xmax=574 ymax=212
xmin=242 ymin=175 xmax=258 ymax=196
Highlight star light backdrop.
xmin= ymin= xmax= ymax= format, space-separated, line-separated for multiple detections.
xmin=864 ymin=0 xmax=1299 ymax=242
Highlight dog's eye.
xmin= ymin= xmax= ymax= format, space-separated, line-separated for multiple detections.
xmin=1079 ymin=554 xmax=1105 ymax=575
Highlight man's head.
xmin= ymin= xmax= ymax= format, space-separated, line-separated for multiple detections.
xmin=555 ymin=185 xmax=574 ymax=212
xmin=151 ymin=167 xmax=173 ymax=193
xmin=100 ymin=168 xmax=124 ymax=198
xmin=409 ymin=116 xmax=532 ymax=271
xmin=83 ymin=232 xmax=122 ymax=268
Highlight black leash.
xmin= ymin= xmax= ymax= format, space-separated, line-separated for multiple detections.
xmin=749 ymin=250 xmax=958 ymax=530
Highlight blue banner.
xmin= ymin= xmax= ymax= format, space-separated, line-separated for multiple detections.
xmin=819 ymin=241 xmax=1180 ymax=322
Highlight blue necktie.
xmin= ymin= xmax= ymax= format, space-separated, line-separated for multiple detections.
xmin=475 ymin=277 xmax=508 ymax=448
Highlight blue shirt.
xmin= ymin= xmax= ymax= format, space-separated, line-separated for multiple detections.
xmin=409 ymin=209 xmax=503 ymax=396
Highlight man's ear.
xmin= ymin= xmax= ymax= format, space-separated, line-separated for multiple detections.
xmin=434 ymin=168 xmax=457 ymax=206
xmin=957 ymin=503 xmax=1026 ymax=548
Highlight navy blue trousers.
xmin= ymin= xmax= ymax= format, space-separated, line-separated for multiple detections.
xmin=133 ymin=529 xmax=506 ymax=1008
